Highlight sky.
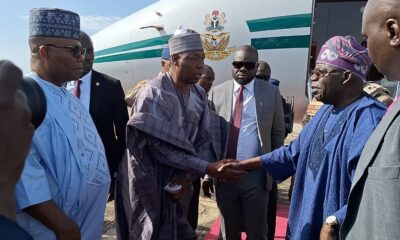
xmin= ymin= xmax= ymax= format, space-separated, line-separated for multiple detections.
xmin=0 ymin=0 xmax=157 ymax=73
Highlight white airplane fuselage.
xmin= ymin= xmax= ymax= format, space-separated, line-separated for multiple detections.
xmin=92 ymin=0 xmax=315 ymax=121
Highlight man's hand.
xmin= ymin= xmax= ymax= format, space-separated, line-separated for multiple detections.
xmin=206 ymin=159 xmax=246 ymax=181
xmin=165 ymin=177 xmax=193 ymax=201
xmin=56 ymin=221 xmax=81 ymax=240
xmin=0 ymin=61 xmax=34 ymax=220
xmin=319 ymin=223 xmax=338 ymax=240
xmin=217 ymin=161 xmax=241 ymax=172
xmin=25 ymin=200 xmax=81 ymax=240
xmin=237 ymin=157 xmax=263 ymax=171
xmin=201 ymin=178 xmax=214 ymax=198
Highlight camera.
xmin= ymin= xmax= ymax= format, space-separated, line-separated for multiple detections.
xmin=19 ymin=76 xmax=47 ymax=129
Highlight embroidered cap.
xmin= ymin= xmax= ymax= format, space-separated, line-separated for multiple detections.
xmin=168 ymin=27 xmax=203 ymax=55
xmin=29 ymin=8 xmax=80 ymax=40
xmin=316 ymin=36 xmax=372 ymax=81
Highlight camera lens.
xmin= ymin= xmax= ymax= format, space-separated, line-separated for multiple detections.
xmin=19 ymin=77 xmax=47 ymax=129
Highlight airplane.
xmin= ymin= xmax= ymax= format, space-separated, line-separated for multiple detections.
xmin=91 ymin=0 xmax=372 ymax=122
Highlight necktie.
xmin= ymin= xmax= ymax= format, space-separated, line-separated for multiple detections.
xmin=226 ymin=86 xmax=244 ymax=159
xmin=73 ymin=79 xmax=82 ymax=99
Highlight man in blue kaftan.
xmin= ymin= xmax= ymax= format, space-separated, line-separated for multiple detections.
xmin=259 ymin=94 xmax=385 ymax=239
xmin=14 ymin=8 xmax=110 ymax=240
xmin=235 ymin=36 xmax=386 ymax=239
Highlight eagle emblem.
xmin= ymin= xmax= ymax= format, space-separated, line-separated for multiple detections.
xmin=201 ymin=10 xmax=235 ymax=61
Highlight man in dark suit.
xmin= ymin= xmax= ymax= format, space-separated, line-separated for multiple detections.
xmin=209 ymin=45 xmax=285 ymax=240
xmin=341 ymin=0 xmax=400 ymax=239
xmin=68 ymin=31 xmax=129 ymax=201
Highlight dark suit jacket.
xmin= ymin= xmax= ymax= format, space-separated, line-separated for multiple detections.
xmin=89 ymin=70 xmax=129 ymax=176
xmin=209 ymin=79 xmax=285 ymax=190
xmin=210 ymin=80 xmax=285 ymax=156
xmin=340 ymin=101 xmax=400 ymax=240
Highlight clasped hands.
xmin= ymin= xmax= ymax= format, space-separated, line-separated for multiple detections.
xmin=166 ymin=159 xmax=248 ymax=201
xmin=206 ymin=159 xmax=247 ymax=181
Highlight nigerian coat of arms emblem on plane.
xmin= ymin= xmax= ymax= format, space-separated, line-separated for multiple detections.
xmin=201 ymin=10 xmax=236 ymax=61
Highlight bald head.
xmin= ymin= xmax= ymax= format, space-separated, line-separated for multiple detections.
xmin=203 ymin=64 xmax=214 ymax=75
xmin=80 ymin=31 xmax=92 ymax=45
xmin=234 ymin=45 xmax=258 ymax=61
xmin=363 ymin=0 xmax=400 ymax=31
xmin=80 ymin=31 xmax=94 ymax=76
xmin=362 ymin=0 xmax=400 ymax=80
xmin=367 ymin=0 xmax=400 ymax=18
xmin=256 ymin=61 xmax=271 ymax=80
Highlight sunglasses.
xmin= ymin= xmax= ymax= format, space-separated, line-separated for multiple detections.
xmin=43 ymin=44 xmax=87 ymax=58
xmin=232 ymin=61 xmax=256 ymax=70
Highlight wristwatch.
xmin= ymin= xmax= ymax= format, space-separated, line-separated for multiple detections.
xmin=325 ymin=215 xmax=339 ymax=227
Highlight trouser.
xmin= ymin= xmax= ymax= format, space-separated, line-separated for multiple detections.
xmin=216 ymin=169 xmax=269 ymax=240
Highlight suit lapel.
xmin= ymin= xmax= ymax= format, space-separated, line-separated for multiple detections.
xmin=223 ymin=80 xmax=234 ymax=122
xmin=352 ymin=101 xmax=400 ymax=187
xmin=89 ymin=70 xmax=101 ymax=115
xmin=219 ymin=81 xmax=234 ymax=158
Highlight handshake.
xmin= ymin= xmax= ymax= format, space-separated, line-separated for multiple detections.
xmin=202 ymin=157 xmax=261 ymax=197
xmin=206 ymin=159 xmax=248 ymax=181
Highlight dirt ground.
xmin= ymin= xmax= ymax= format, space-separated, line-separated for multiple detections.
xmin=102 ymin=123 xmax=302 ymax=240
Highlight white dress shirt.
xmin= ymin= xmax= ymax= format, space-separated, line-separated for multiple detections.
xmin=66 ymin=70 xmax=92 ymax=111
xmin=232 ymin=79 xmax=259 ymax=160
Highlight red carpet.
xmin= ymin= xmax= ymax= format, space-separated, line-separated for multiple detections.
xmin=274 ymin=203 xmax=289 ymax=239
xmin=205 ymin=203 xmax=289 ymax=240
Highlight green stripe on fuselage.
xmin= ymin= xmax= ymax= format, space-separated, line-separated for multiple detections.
xmin=94 ymin=35 xmax=311 ymax=63
xmin=94 ymin=48 xmax=163 ymax=63
xmin=94 ymin=35 xmax=172 ymax=57
xmin=247 ymin=13 xmax=312 ymax=32
xmin=252 ymin=35 xmax=310 ymax=49
xmin=94 ymin=35 xmax=310 ymax=63
xmin=94 ymin=14 xmax=312 ymax=63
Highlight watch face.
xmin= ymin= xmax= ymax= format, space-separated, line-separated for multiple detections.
xmin=326 ymin=216 xmax=338 ymax=225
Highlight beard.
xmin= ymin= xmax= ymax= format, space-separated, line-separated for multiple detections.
xmin=235 ymin=78 xmax=252 ymax=85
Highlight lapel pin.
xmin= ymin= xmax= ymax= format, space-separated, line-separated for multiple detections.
xmin=96 ymin=82 xmax=100 ymax=86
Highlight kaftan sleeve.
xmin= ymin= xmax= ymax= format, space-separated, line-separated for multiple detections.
xmin=146 ymin=136 xmax=209 ymax=176
xmin=333 ymin=206 xmax=347 ymax=224
xmin=259 ymin=120 xmax=312 ymax=182
xmin=15 ymin=146 xmax=51 ymax=210
xmin=260 ymin=139 xmax=299 ymax=182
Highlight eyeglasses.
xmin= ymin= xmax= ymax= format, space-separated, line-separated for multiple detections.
xmin=311 ymin=69 xmax=343 ymax=79
xmin=232 ymin=61 xmax=256 ymax=70
xmin=42 ymin=44 xmax=86 ymax=58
